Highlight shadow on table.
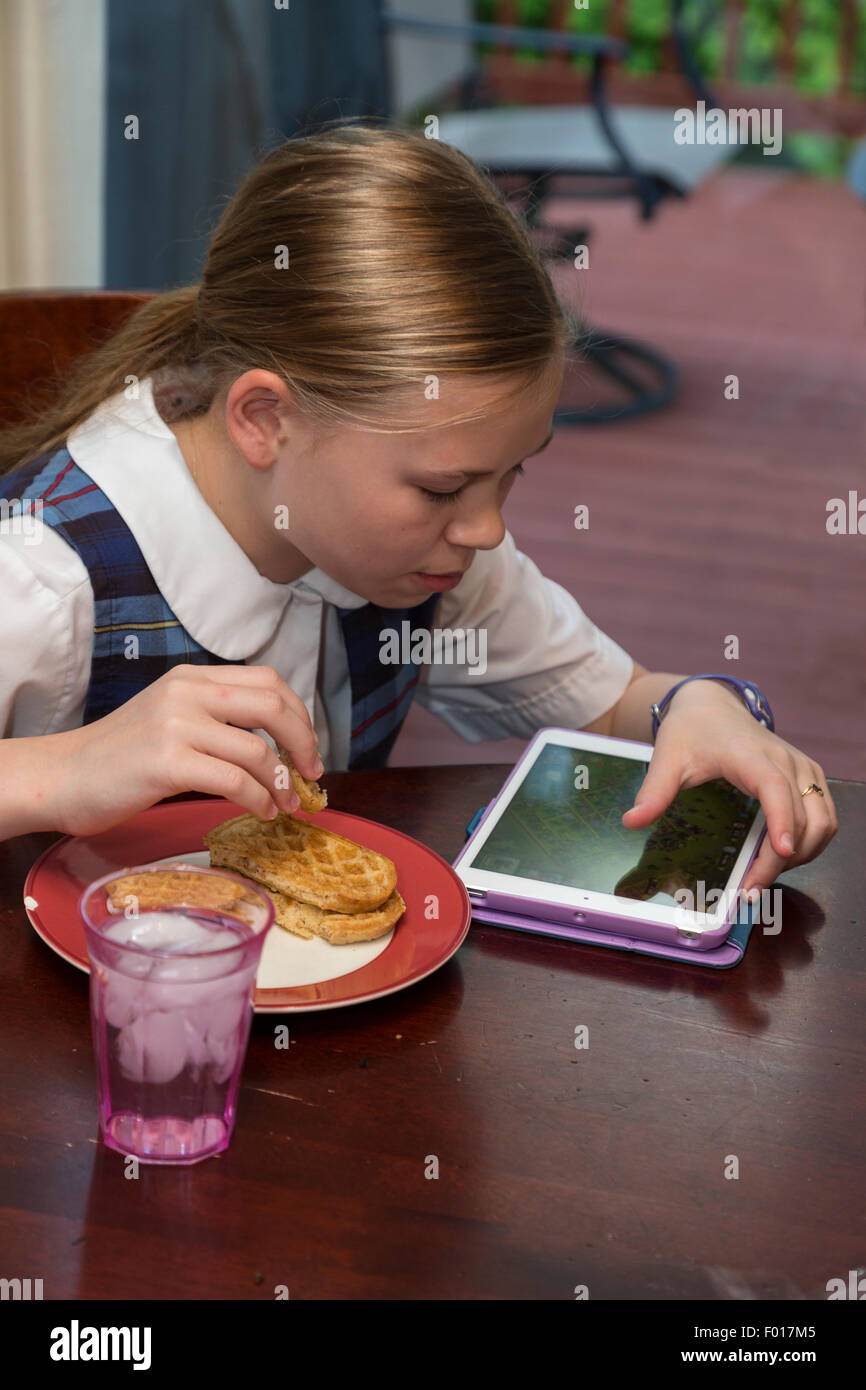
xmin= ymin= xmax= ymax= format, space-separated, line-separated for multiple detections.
xmin=466 ymin=884 xmax=826 ymax=1035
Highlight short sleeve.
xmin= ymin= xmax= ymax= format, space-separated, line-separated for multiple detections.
xmin=0 ymin=527 xmax=93 ymax=737
xmin=414 ymin=531 xmax=634 ymax=741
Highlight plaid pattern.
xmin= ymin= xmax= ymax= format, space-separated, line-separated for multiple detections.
xmin=1 ymin=448 xmax=440 ymax=769
xmin=337 ymin=596 xmax=440 ymax=769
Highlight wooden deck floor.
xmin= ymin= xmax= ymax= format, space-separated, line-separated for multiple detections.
xmin=391 ymin=167 xmax=866 ymax=782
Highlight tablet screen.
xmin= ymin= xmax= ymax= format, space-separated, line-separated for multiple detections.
xmin=470 ymin=744 xmax=759 ymax=908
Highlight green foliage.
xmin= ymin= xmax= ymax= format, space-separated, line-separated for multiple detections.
xmin=563 ymin=0 xmax=611 ymax=74
xmin=513 ymin=0 xmax=553 ymax=62
xmin=783 ymin=132 xmax=853 ymax=180
xmin=795 ymin=0 xmax=841 ymax=94
xmin=472 ymin=0 xmax=866 ymax=93
xmin=517 ymin=0 xmax=552 ymax=23
xmin=624 ymin=0 xmax=672 ymax=75
xmin=854 ymin=7 xmax=866 ymax=95
xmin=739 ymin=0 xmax=781 ymax=84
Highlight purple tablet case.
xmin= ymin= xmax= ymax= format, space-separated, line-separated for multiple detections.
xmin=452 ymin=729 xmax=764 ymax=970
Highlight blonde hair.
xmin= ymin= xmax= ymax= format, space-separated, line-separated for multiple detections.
xmin=0 ymin=118 xmax=575 ymax=473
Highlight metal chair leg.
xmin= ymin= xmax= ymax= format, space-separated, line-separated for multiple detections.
xmin=555 ymin=326 xmax=680 ymax=425
xmin=512 ymin=175 xmax=681 ymax=423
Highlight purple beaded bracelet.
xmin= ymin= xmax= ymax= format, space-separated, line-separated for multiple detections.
xmin=650 ymin=674 xmax=775 ymax=742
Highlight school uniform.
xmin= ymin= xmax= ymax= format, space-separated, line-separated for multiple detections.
xmin=0 ymin=377 xmax=634 ymax=768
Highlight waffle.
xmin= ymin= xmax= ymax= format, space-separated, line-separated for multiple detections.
xmin=204 ymin=811 xmax=396 ymax=913
xmin=105 ymin=869 xmax=262 ymax=924
xmin=262 ymin=884 xmax=406 ymax=945
xmin=276 ymin=745 xmax=327 ymax=812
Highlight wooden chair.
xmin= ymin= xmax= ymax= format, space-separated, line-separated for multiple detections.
xmin=0 ymin=290 xmax=152 ymax=426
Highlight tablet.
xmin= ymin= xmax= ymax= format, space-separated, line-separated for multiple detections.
xmin=452 ymin=727 xmax=767 ymax=952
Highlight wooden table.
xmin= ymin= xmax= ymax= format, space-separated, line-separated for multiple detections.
xmin=1 ymin=766 xmax=863 ymax=1301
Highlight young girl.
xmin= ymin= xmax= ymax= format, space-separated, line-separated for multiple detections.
xmin=0 ymin=122 xmax=836 ymax=902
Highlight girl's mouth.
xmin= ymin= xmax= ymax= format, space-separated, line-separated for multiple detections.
xmin=412 ymin=572 xmax=464 ymax=591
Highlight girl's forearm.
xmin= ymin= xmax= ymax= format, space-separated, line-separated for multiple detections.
xmin=0 ymin=734 xmax=64 ymax=841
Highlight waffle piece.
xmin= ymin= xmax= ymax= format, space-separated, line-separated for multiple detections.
xmin=105 ymin=868 xmax=262 ymax=923
xmin=276 ymin=745 xmax=327 ymax=812
xmin=262 ymin=884 xmax=406 ymax=945
xmin=204 ymin=811 xmax=396 ymax=913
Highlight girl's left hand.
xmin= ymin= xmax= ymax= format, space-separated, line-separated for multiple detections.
xmin=621 ymin=682 xmax=838 ymax=900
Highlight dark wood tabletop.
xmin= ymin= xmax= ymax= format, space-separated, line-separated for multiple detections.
xmin=1 ymin=765 xmax=863 ymax=1301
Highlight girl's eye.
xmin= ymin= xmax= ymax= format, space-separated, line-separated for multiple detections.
xmin=420 ymin=486 xmax=461 ymax=504
xmin=420 ymin=462 xmax=524 ymax=504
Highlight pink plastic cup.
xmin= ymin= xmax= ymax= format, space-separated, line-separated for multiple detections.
xmin=80 ymin=862 xmax=274 ymax=1165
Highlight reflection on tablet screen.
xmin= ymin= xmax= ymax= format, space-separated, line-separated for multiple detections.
xmin=472 ymin=746 xmax=759 ymax=908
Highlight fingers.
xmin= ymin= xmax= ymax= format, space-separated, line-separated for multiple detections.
xmin=753 ymin=764 xmax=805 ymax=859
xmin=740 ymin=761 xmax=837 ymax=897
xmin=621 ymin=751 xmax=685 ymax=828
xmin=186 ymin=724 xmax=303 ymax=817
xmin=172 ymin=663 xmax=297 ymax=691
xmin=616 ymin=722 xmax=838 ymax=903
xmin=715 ymin=743 xmax=806 ymax=853
xmin=171 ymin=748 xmax=289 ymax=821
xmin=193 ymin=676 xmax=321 ymax=780
xmin=791 ymin=764 xmax=837 ymax=857
xmin=817 ymin=778 xmax=839 ymax=846
xmin=738 ymin=833 xmax=787 ymax=902
xmin=167 ymin=664 xmax=317 ymax=750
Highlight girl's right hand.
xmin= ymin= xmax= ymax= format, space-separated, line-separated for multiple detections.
xmin=46 ymin=664 xmax=323 ymax=837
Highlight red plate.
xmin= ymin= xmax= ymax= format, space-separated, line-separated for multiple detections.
xmin=23 ymin=799 xmax=472 ymax=1012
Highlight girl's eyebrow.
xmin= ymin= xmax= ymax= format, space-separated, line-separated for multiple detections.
xmin=418 ymin=429 xmax=554 ymax=481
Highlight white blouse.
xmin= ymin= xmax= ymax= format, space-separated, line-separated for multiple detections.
xmin=0 ymin=378 xmax=634 ymax=769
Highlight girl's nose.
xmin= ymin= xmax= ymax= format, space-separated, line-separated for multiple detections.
xmin=445 ymin=506 xmax=506 ymax=553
